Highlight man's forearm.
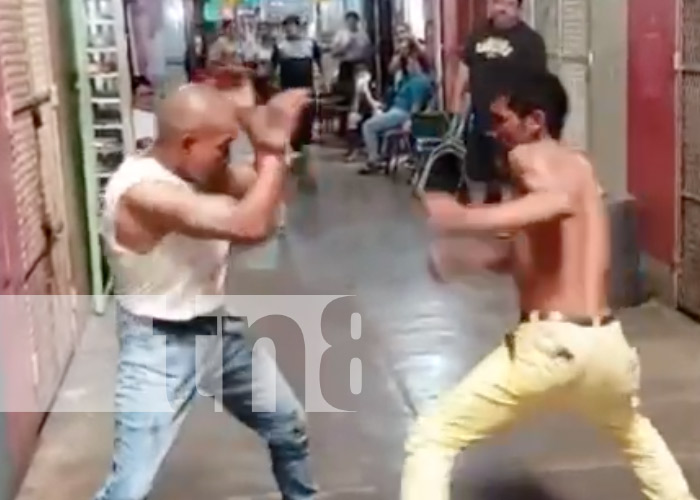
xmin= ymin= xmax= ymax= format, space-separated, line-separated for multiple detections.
xmin=446 ymin=193 xmax=573 ymax=233
xmin=431 ymin=235 xmax=512 ymax=278
xmin=236 ymin=157 xmax=286 ymax=237
xmin=450 ymin=64 xmax=470 ymax=113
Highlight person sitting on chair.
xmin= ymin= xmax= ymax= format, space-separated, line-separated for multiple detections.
xmin=359 ymin=53 xmax=433 ymax=175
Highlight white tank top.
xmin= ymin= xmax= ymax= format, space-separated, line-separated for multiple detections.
xmin=103 ymin=156 xmax=230 ymax=321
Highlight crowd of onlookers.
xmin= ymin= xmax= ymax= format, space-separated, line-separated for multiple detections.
xmin=130 ymin=9 xmax=439 ymax=178
xmin=131 ymin=0 xmax=548 ymax=204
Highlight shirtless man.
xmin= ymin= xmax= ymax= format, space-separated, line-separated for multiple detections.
xmin=94 ymin=83 xmax=316 ymax=499
xmin=401 ymin=71 xmax=696 ymax=500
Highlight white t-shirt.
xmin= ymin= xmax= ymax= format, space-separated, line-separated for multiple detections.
xmin=132 ymin=109 xmax=157 ymax=152
xmin=103 ymin=156 xmax=230 ymax=320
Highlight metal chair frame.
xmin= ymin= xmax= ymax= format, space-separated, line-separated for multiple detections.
xmin=413 ymin=110 xmax=471 ymax=195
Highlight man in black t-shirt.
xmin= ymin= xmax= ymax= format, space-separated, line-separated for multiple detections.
xmin=271 ymin=15 xmax=324 ymax=184
xmin=453 ymin=0 xmax=546 ymax=203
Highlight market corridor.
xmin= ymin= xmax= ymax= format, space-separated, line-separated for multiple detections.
xmin=16 ymin=148 xmax=700 ymax=500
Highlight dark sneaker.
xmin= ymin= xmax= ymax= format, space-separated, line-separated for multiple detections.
xmin=358 ymin=162 xmax=383 ymax=175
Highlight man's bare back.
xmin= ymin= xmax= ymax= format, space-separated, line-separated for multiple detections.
xmin=508 ymin=141 xmax=610 ymax=317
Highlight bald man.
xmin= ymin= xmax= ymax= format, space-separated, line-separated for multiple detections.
xmin=402 ymin=71 xmax=695 ymax=500
xmin=94 ymin=84 xmax=316 ymax=500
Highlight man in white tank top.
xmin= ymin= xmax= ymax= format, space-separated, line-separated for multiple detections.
xmin=94 ymin=83 xmax=316 ymax=499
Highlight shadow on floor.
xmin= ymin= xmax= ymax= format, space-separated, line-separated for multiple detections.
xmin=466 ymin=473 xmax=566 ymax=500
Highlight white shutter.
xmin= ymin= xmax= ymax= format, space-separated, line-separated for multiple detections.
xmin=0 ymin=0 xmax=78 ymax=410
xmin=534 ymin=0 xmax=559 ymax=55
xmin=533 ymin=0 xmax=590 ymax=151
xmin=559 ymin=0 xmax=588 ymax=150
xmin=559 ymin=62 xmax=588 ymax=150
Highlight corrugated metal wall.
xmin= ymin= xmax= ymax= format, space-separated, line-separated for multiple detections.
xmin=676 ymin=0 xmax=700 ymax=316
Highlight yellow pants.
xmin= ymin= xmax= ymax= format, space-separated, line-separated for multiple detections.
xmin=401 ymin=319 xmax=696 ymax=500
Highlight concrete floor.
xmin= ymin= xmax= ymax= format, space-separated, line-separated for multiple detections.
xmin=16 ymin=148 xmax=700 ymax=499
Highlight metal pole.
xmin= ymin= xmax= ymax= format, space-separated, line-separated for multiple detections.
xmin=673 ymin=0 xmax=685 ymax=303
xmin=434 ymin=0 xmax=444 ymax=109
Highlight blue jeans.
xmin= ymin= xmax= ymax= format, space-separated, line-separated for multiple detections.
xmin=362 ymin=108 xmax=410 ymax=162
xmin=94 ymin=306 xmax=316 ymax=500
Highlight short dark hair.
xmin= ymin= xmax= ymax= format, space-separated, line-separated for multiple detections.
xmin=495 ymin=69 xmax=569 ymax=139
xmin=345 ymin=11 xmax=360 ymax=21
xmin=282 ymin=14 xmax=301 ymax=26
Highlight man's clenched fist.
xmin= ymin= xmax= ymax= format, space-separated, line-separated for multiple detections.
xmin=246 ymin=89 xmax=311 ymax=155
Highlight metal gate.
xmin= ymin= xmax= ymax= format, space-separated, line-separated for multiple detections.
xmin=677 ymin=0 xmax=700 ymax=317
xmin=532 ymin=0 xmax=591 ymax=151
xmin=0 ymin=0 xmax=78 ymax=411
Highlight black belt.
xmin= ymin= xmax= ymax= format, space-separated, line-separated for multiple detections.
xmin=519 ymin=310 xmax=616 ymax=328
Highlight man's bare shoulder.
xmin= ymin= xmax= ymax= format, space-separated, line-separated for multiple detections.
xmin=560 ymin=146 xmax=605 ymax=197
xmin=514 ymin=142 xmax=598 ymax=189
xmin=509 ymin=142 xmax=574 ymax=192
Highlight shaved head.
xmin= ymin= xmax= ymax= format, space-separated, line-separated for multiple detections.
xmin=152 ymin=84 xmax=237 ymax=186
xmin=156 ymin=83 xmax=236 ymax=144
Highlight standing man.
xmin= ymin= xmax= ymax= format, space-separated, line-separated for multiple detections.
xmin=332 ymin=11 xmax=371 ymax=67
xmin=401 ymin=70 xmax=696 ymax=500
xmin=332 ymin=11 xmax=371 ymax=136
xmin=94 ymin=83 xmax=316 ymax=500
xmin=271 ymin=15 xmax=325 ymax=188
xmin=453 ymin=0 xmax=546 ymax=203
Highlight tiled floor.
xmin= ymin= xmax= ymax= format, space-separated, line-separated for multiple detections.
xmin=16 ymin=148 xmax=700 ymax=499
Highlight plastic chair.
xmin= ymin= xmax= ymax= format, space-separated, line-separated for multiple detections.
xmin=381 ymin=89 xmax=441 ymax=180
xmin=411 ymin=111 xmax=451 ymax=173
xmin=382 ymin=125 xmax=414 ymax=179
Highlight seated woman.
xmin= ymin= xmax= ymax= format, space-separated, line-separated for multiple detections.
xmin=359 ymin=53 xmax=433 ymax=175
